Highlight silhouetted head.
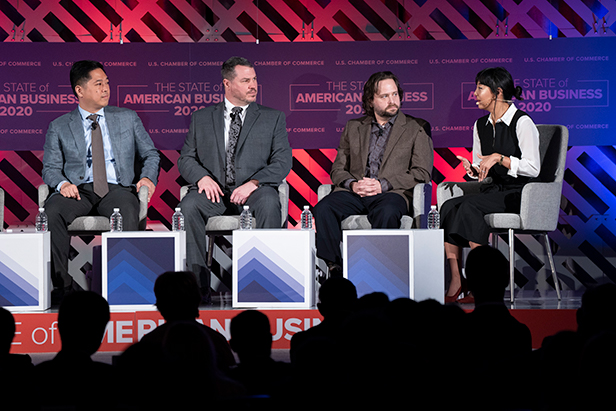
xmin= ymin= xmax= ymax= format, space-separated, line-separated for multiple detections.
xmin=154 ymin=271 xmax=201 ymax=321
xmin=0 ymin=307 xmax=15 ymax=355
xmin=465 ymin=245 xmax=509 ymax=304
xmin=230 ymin=310 xmax=272 ymax=361
xmin=317 ymin=277 xmax=358 ymax=318
xmin=58 ymin=291 xmax=110 ymax=355
xmin=577 ymin=283 xmax=616 ymax=340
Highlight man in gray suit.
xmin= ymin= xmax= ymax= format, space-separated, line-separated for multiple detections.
xmin=313 ymin=71 xmax=433 ymax=276
xmin=178 ymin=56 xmax=292 ymax=302
xmin=42 ymin=60 xmax=159 ymax=299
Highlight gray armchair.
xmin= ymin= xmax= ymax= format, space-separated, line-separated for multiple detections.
xmin=179 ymin=180 xmax=289 ymax=267
xmin=437 ymin=124 xmax=568 ymax=303
xmin=318 ymin=182 xmax=433 ymax=229
xmin=38 ymin=184 xmax=149 ymax=234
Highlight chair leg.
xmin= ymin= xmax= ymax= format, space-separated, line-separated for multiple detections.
xmin=206 ymin=234 xmax=215 ymax=268
xmin=543 ymin=233 xmax=562 ymax=301
xmin=509 ymin=228 xmax=515 ymax=303
xmin=491 ymin=232 xmax=499 ymax=249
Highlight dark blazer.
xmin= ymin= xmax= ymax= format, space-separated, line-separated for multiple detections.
xmin=330 ymin=113 xmax=433 ymax=208
xmin=178 ymin=101 xmax=292 ymax=188
xmin=42 ymin=106 xmax=160 ymax=189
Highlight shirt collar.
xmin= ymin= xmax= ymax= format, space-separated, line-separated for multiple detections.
xmin=372 ymin=113 xmax=398 ymax=128
xmin=485 ymin=103 xmax=517 ymax=126
xmin=78 ymin=106 xmax=105 ymax=122
xmin=224 ymin=98 xmax=250 ymax=115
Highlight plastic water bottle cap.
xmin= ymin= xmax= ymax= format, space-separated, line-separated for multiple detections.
xmin=113 ymin=208 xmax=120 ymax=212
xmin=304 ymin=206 xmax=309 ymax=210
xmin=175 ymin=207 xmax=181 ymax=211
xmin=243 ymin=205 xmax=249 ymax=210
xmin=39 ymin=207 xmax=44 ymax=212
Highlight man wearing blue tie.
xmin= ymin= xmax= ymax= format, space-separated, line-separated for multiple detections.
xmin=42 ymin=60 xmax=160 ymax=301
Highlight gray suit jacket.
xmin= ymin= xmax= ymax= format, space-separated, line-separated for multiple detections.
xmin=330 ymin=113 xmax=433 ymax=208
xmin=42 ymin=106 xmax=160 ymax=189
xmin=178 ymin=102 xmax=292 ymax=188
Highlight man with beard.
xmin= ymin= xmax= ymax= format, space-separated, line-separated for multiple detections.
xmin=313 ymin=71 xmax=433 ymax=276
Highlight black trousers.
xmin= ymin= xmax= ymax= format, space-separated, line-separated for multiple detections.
xmin=45 ymin=183 xmax=139 ymax=289
xmin=313 ymin=190 xmax=408 ymax=265
xmin=440 ymin=185 xmax=523 ymax=248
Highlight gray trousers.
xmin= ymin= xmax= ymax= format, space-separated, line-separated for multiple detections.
xmin=179 ymin=185 xmax=281 ymax=292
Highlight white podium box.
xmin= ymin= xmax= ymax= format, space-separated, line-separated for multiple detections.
xmin=343 ymin=229 xmax=444 ymax=304
xmin=102 ymin=231 xmax=186 ymax=311
xmin=233 ymin=229 xmax=316 ymax=309
xmin=0 ymin=232 xmax=51 ymax=311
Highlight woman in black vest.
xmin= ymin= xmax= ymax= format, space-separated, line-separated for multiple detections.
xmin=441 ymin=67 xmax=540 ymax=304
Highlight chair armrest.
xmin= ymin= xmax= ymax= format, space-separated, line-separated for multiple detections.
xmin=180 ymin=185 xmax=189 ymax=201
xmin=0 ymin=188 xmax=4 ymax=232
xmin=39 ymin=184 xmax=49 ymax=208
xmin=318 ymin=184 xmax=333 ymax=201
xmin=519 ymin=181 xmax=562 ymax=231
xmin=278 ymin=180 xmax=289 ymax=228
xmin=412 ymin=183 xmax=432 ymax=228
xmin=437 ymin=181 xmax=481 ymax=210
xmin=138 ymin=185 xmax=148 ymax=224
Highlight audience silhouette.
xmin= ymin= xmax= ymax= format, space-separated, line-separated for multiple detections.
xmin=228 ymin=309 xmax=291 ymax=399
xmin=34 ymin=291 xmax=115 ymax=410
xmin=5 ymin=265 xmax=616 ymax=410
xmin=139 ymin=270 xmax=235 ymax=372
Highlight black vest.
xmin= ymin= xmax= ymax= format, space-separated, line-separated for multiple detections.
xmin=476 ymin=109 xmax=530 ymax=188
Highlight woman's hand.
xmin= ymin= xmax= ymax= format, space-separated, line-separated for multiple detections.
xmin=456 ymin=155 xmax=479 ymax=178
xmin=476 ymin=153 xmax=501 ymax=182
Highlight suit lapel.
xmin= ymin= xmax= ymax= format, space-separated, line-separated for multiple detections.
xmin=69 ymin=109 xmax=87 ymax=156
xmin=236 ymin=103 xmax=259 ymax=153
xmin=104 ymin=107 xmax=121 ymax=157
xmin=358 ymin=117 xmax=372 ymax=172
xmin=381 ymin=114 xmax=406 ymax=166
xmin=212 ymin=102 xmax=225 ymax=162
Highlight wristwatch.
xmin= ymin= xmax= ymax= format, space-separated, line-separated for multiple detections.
xmin=498 ymin=155 xmax=504 ymax=166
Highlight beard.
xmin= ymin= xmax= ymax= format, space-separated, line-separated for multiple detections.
xmin=374 ymin=104 xmax=399 ymax=119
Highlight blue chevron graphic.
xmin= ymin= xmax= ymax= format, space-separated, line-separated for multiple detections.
xmin=108 ymin=251 xmax=161 ymax=292
xmin=0 ymin=281 xmax=37 ymax=306
xmin=238 ymin=258 xmax=305 ymax=302
xmin=349 ymin=261 xmax=408 ymax=300
xmin=0 ymin=258 xmax=39 ymax=306
xmin=109 ymin=281 xmax=153 ymax=305
xmin=348 ymin=244 xmax=409 ymax=287
xmin=106 ymin=236 xmax=179 ymax=304
xmin=238 ymin=246 xmax=305 ymax=296
xmin=237 ymin=236 xmax=306 ymax=287
xmin=347 ymin=236 xmax=410 ymax=299
xmin=108 ymin=238 xmax=174 ymax=275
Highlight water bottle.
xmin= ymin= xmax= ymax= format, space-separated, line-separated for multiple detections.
xmin=239 ymin=205 xmax=253 ymax=230
xmin=172 ymin=207 xmax=185 ymax=231
xmin=428 ymin=205 xmax=440 ymax=229
xmin=35 ymin=207 xmax=48 ymax=232
xmin=301 ymin=205 xmax=313 ymax=229
xmin=110 ymin=208 xmax=123 ymax=232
